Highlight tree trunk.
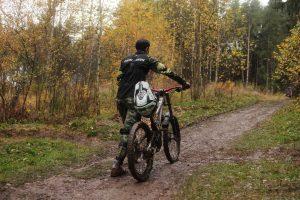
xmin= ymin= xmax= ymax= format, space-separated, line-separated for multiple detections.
xmin=266 ymin=59 xmax=269 ymax=90
xmin=199 ymin=21 xmax=203 ymax=96
xmin=22 ymin=77 xmax=33 ymax=113
xmin=209 ymin=54 xmax=212 ymax=83
xmin=95 ymin=0 xmax=104 ymax=115
xmin=192 ymin=7 xmax=201 ymax=100
xmin=215 ymin=32 xmax=220 ymax=82
xmin=215 ymin=0 xmax=220 ymax=83
xmin=171 ymin=23 xmax=176 ymax=67
xmin=255 ymin=58 xmax=258 ymax=88
xmin=0 ymin=92 xmax=6 ymax=121
xmin=246 ymin=23 xmax=251 ymax=85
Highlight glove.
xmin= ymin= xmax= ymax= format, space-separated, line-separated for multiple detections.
xmin=182 ymin=82 xmax=191 ymax=90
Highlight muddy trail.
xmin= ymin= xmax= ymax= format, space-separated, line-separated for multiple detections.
xmin=2 ymin=102 xmax=285 ymax=200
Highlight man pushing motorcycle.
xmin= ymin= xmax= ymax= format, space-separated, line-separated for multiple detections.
xmin=111 ymin=39 xmax=190 ymax=177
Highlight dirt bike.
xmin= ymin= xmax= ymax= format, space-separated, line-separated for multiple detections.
xmin=127 ymin=86 xmax=184 ymax=182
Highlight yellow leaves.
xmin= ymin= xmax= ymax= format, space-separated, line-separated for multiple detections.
xmin=215 ymin=80 xmax=235 ymax=91
xmin=273 ymin=24 xmax=300 ymax=90
xmin=82 ymin=84 xmax=89 ymax=99
xmin=213 ymin=80 xmax=236 ymax=98
xmin=104 ymin=0 xmax=173 ymax=71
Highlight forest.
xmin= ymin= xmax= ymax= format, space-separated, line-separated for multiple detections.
xmin=0 ymin=0 xmax=298 ymax=121
xmin=0 ymin=0 xmax=300 ymax=198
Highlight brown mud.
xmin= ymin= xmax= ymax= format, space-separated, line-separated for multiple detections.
xmin=1 ymin=101 xmax=285 ymax=200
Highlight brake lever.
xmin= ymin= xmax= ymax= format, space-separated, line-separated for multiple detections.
xmin=175 ymin=87 xmax=183 ymax=92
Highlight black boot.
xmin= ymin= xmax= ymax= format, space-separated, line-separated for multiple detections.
xmin=111 ymin=132 xmax=128 ymax=177
xmin=111 ymin=140 xmax=127 ymax=177
xmin=111 ymin=159 xmax=126 ymax=177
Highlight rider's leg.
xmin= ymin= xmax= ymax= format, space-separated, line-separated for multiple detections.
xmin=116 ymin=99 xmax=128 ymax=164
xmin=117 ymin=99 xmax=127 ymax=123
xmin=116 ymin=98 xmax=141 ymax=165
xmin=111 ymin=100 xmax=127 ymax=177
xmin=111 ymin=98 xmax=141 ymax=177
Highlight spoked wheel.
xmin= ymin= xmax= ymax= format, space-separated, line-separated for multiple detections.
xmin=127 ymin=121 xmax=153 ymax=182
xmin=163 ymin=116 xmax=181 ymax=163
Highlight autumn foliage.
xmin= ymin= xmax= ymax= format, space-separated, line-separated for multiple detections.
xmin=273 ymin=24 xmax=300 ymax=96
xmin=0 ymin=0 xmax=298 ymax=121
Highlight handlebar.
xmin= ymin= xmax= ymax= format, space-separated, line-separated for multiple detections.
xmin=152 ymin=86 xmax=183 ymax=93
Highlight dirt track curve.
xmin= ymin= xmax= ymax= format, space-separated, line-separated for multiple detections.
xmin=2 ymin=101 xmax=285 ymax=200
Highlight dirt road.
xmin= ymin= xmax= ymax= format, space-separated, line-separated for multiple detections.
xmin=3 ymin=102 xmax=285 ymax=200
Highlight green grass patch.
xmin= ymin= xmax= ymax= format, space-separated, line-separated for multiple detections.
xmin=178 ymin=160 xmax=300 ymax=200
xmin=0 ymin=138 xmax=93 ymax=186
xmin=175 ymin=94 xmax=258 ymax=127
xmin=234 ymin=101 xmax=300 ymax=153
xmin=178 ymin=101 xmax=300 ymax=199
xmin=0 ymin=121 xmax=65 ymax=133
xmin=0 ymin=117 xmax=121 ymax=141
xmin=69 ymin=117 xmax=120 ymax=141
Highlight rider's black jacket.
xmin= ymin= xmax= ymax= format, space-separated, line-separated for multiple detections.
xmin=116 ymin=50 xmax=187 ymax=99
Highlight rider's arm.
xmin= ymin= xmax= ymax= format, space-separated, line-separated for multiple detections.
xmin=149 ymin=57 xmax=188 ymax=86
xmin=116 ymin=59 xmax=125 ymax=85
xmin=116 ymin=70 xmax=123 ymax=85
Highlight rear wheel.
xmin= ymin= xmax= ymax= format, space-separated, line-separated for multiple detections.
xmin=163 ymin=116 xmax=181 ymax=163
xmin=127 ymin=121 xmax=153 ymax=182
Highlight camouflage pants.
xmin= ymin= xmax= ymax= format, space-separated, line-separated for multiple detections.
xmin=116 ymin=98 xmax=141 ymax=165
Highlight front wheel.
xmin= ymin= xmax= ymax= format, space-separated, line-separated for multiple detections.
xmin=127 ymin=121 xmax=153 ymax=182
xmin=163 ymin=116 xmax=181 ymax=163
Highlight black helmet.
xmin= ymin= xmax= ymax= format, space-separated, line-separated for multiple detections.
xmin=135 ymin=39 xmax=150 ymax=51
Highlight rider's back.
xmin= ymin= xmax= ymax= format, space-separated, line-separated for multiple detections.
xmin=117 ymin=51 xmax=158 ymax=99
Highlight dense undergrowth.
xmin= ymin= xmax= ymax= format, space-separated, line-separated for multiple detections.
xmin=0 ymin=83 xmax=278 ymax=139
xmin=178 ymin=101 xmax=300 ymax=199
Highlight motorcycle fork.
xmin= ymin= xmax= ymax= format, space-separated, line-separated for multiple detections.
xmin=164 ymin=93 xmax=174 ymax=119
xmin=149 ymin=92 xmax=173 ymax=152
xmin=149 ymin=117 xmax=162 ymax=152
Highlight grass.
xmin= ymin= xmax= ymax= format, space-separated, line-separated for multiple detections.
xmin=178 ymin=101 xmax=300 ymax=199
xmin=234 ymin=101 xmax=300 ymax=152
xmin=0 ymin=137 xmax=94 ymax=186
xmin=178 ymin=160 xmax=300 ymax=200
xmin=0 ymin=85 xmax=261 ymax=141
xmin=174 ymin=94 xmax=258 ymax=127
xmin=68 ymin=117 xmax=121 ymax=141
xmin=0 ymin=117 xmax=121 ymax=141
xmin=0 ymin=121 xmax=65 ymax=133
xmin=36 ymin=92 xmax=259 ymax=139
xmin=0 ymin=84 xmax=281 ymax=187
